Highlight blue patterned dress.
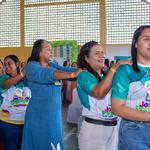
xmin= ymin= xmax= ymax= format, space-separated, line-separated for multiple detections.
xmin=21 ymin=61 xmax=76 ymax=150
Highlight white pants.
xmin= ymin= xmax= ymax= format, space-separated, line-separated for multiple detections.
xmin=78 ymin=120 xmax=118 ymax=150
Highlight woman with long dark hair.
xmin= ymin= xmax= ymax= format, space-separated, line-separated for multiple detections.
xmin=21 ymin=39 xmax=81 ymax=150
xmin=76 ymin=41 xmax=131 ymax=150
xmin=0 ymin=55 xmax=30 ymax=150
xmin=111 ymin=25 xmax=150 ymax=150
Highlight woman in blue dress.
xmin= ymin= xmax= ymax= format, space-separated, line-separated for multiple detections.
xmin=21 ymin=39 xmax=81 ymax=150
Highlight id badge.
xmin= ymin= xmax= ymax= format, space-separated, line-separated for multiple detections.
xmin=141 ymin=76 xmax=150 ymax=95
xmin=145 ymin=81 xmax=150 ymax=96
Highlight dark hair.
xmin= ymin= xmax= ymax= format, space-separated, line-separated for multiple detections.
xmin=0 ymin=59 xmax=3 ymax=65
xmin=104 ymin=58 xmax=109 ymax=68
xmin=115 ymin=59 xmax=120 ymax=64
xmin=110 ymin=60 xmax=115 ymax=67
xmin=27 ymin=56 xmax=32 ymax=63
xmin=29 ymin=39 xmax=46 ymax=62
xmin=4 ymin=55 xmax=20 ymax=74
xmin=131 ymin=25 xmax=150 ymax=72
xmin=63 ymin=60 xmax=70 ymax=66
xmin=77 ymin=41 xmax=104 ymax=81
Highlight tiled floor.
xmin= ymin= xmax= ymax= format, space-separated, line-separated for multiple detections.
xmin=62 ymin=103 xmax=78 ymax=150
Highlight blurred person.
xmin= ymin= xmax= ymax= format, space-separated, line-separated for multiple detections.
xmin=70 ymin=62 xmax=78 ymax=100
xmin=102 ymin=58 xmax=110 ymax=74
xmin=110 ymin=60 xmax=115 ymax=68
xmin=20 ymin=62 xmax=26 ymax=69
xmin=0 ymin=59 xmax=4 ymax=150
xmin=62 ymin=60 xmax=71 ymax=67
xmin=0 ymin=59 xmax=4 ymax=75
xmin=62 ymin=60 xmax=72 ymax=103
xmin=115 ymin=59 xmax=120 ymax=64
xmin=71 ymin=62 xmax=77 ymax=67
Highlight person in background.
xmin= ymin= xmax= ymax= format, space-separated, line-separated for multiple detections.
xmin=76 ymin=41 xmax=131 ymax=150
xmin=102 ymin=58 xmax=110 ymax=74
xmin=71 ymin=62 xmax=77 ymax=67
xmin=63 ymin=60 xmax=71 ymax=67
xmin=104 ymin=58 xmax=110 ymax=68
xmin=70 ymin=62 xmax=78 ymax=99
xmin=0 ymin=59 xmax=4 ymax=150
xmin=62 ymin=60 xmax=72 ymax=103
xmin=21 ymin=39 xmax=82 ymax=150
xmin=21 ymin=62 xmax=27 ymax=70
xmin=0 ymin=60 xmax=4 ymax=105
xmin=111 ymin=25 xmax=150 ymax=150
xmin=0 ymin=60 xmax=4 ymax=75
xmin=110 ymin=60 xmax=115 ymax=68
xmin=115 ymin=59 xmax=120 ymax=64
xmin=0 ymin=55 xmax=30 ymax=150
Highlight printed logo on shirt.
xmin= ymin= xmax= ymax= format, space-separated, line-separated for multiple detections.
xmin=0 ymin=86 xmax=31 ymax=120
xmin=10 ymin=88 xmax=30 ymax=107
xmin=127 ymin=81 xmax=150 ymax=113
xmin=102 ymin=105 xmax=114 ymax=119
xmin=136 ymin=94 xmax=150 ymax=112
xmin=88 ymin=94 xmax=117 ymax=121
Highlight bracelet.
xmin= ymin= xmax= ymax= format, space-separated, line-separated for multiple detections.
xmin=110 ymin=68 xmax=116 ymax=74
xmin=70 ymin=73 xmax=74 ymax=78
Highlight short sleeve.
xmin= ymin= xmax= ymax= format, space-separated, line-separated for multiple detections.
xmin=0 ymin=74 xmax=10 ymax=92
xmin=112 ymin=65 xmax=130 ymax=100
xmin=77 ymin=71 xmax=98 ymax=95
xmin=26 ymin=61 xmax=56 ymax=84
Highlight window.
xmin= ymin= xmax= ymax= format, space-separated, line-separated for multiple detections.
xmin=106 ymin=0 xmax=150 ymax=44
xmin=24 ymin=1 xmax=100 ymax=46
xmin=0 ymin=0 xmax=20 ymax=47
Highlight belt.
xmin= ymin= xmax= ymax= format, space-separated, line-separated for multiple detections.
xmin=85 ymin=117 xmax=117 ymax=126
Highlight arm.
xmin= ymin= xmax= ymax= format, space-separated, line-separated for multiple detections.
xmin=111 ymin=63 xmax=150 ymax=122
xmin=2 ymin=74 xmax=24 ymax=89
xmin=26 ymin=61 xmax=56 ymax=84
xmin=91 ymin=60 xmax=132 ymax=98
xmin=112 ymin=99 xmax=150 ymax=122
xmin=2 ymin=62 xmax=25 ymax=89
xmin=51 ymin=63 xmax=77 ymax=72
xmin=91 ymin=68 xmax=115 ymax=98
xmin=77 ymin=70 xmax=116 ymax=99
xmin=54 ymin=69 xmax=82 ymax=80
xmin=26 ymin=61 xmax=82 ymax=83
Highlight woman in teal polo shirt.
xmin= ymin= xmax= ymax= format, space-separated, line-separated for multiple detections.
xmin=112 ymin=25 xmax=150 ymax=150
xmin=76 ymin=41 xmax=131 ymax=150
xmin=0 ymin=55 xmax=30 ymax=150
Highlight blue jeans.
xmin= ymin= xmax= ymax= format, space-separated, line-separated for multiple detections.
xmin=0 ymin=120 xmax=23 ymax=150
xmin=118 ymin=119 xmax=150 ymax=150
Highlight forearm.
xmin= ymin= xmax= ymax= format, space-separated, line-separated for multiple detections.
xmin=112 ymin=102 xmax=150 ymax=122
xmin=51 ymin=63 xmax=77 ymax=72
xmin=54 ymin=70 xmax=74 ymax=80
xmin=2 ymin=74 xmax=24 ymax=89
xmin=92 ymin=69 xmax=114 ymax=98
